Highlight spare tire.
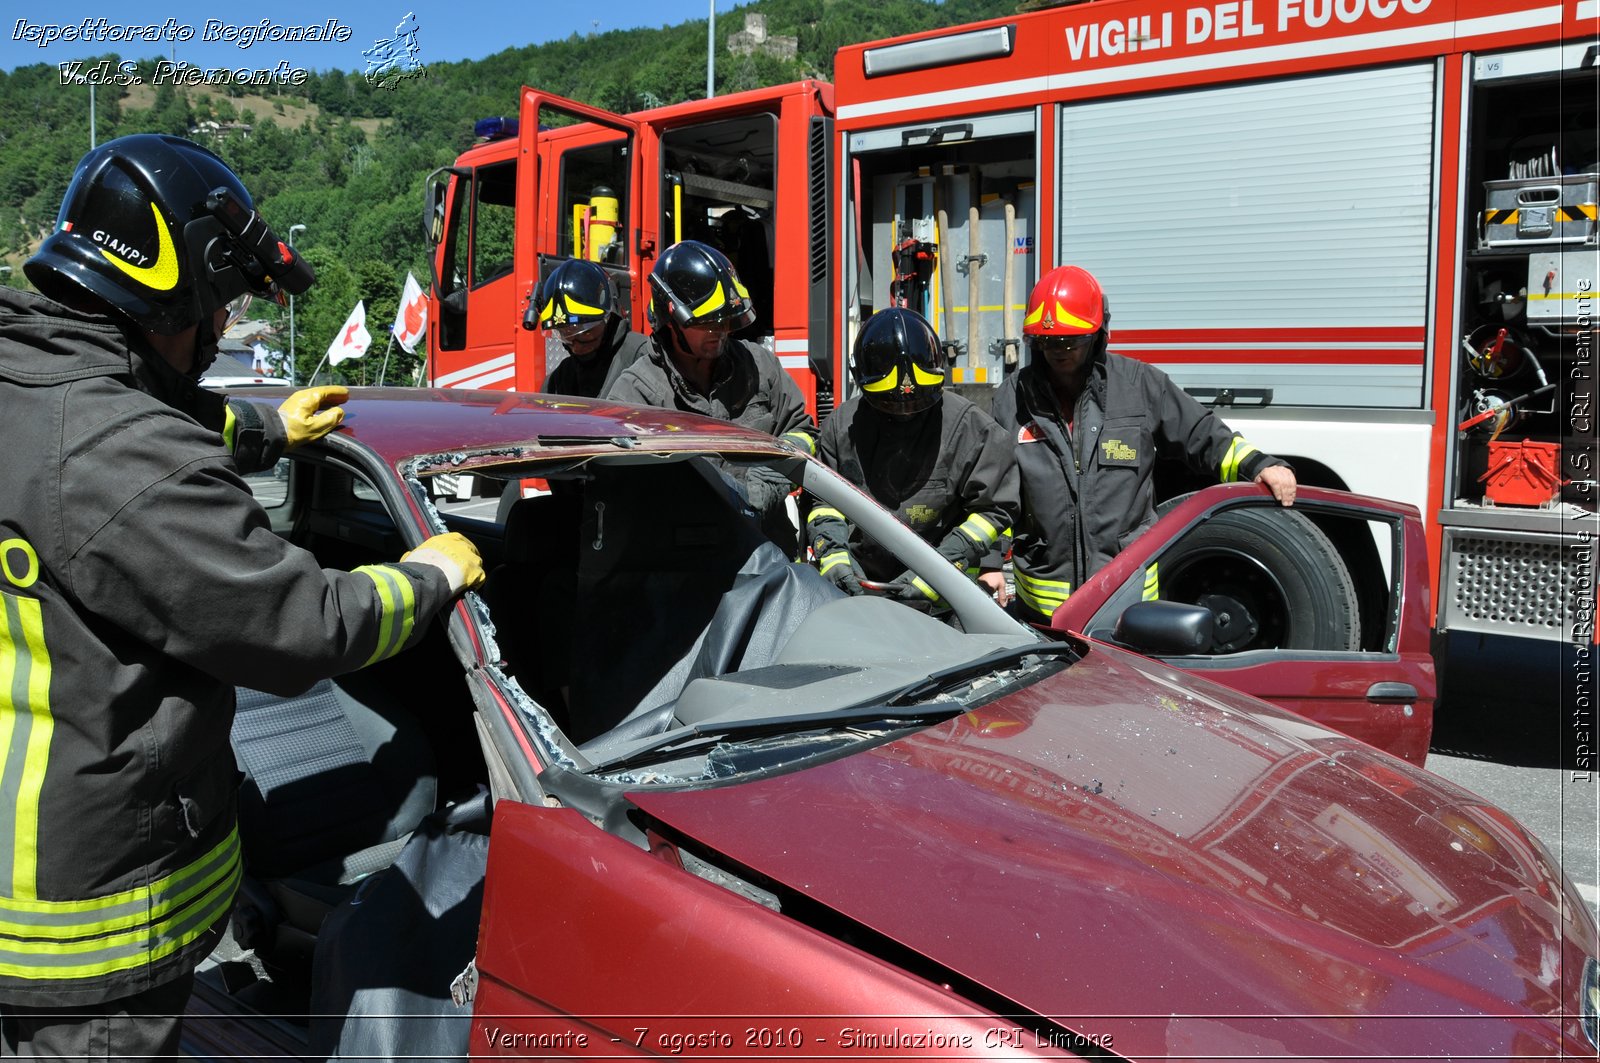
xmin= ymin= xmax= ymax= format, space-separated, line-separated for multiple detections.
xmin=1156 ymin=508 xmax=1360 ymax=653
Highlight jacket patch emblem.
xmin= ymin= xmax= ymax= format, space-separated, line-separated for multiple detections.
xmin=905 ymin=504 xmax=939 ymax=526
xmin=1018 ymin=422 xmax=1043 ymax=444
xmin=1101 ymin=438 xmax=1138 ymax=462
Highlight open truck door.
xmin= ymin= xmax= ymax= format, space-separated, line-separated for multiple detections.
xmin=426 ymin=91 xmax=639 ymax=395
xmin=1051 ymin=485 xmax=1438 ymax=766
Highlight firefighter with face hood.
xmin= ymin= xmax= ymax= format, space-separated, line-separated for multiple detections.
xmin=532 ymin=258 xmax=648 ymax=398
xmin=606 ymin=240 xmax=817 ymax=538
xmin=0 ymin=134 xmax=483 ymax=1057
xmin=990 ymin=265 xmax=1296 ymax=622
xmin=808 ymin=308 xmax=1019 ymax=607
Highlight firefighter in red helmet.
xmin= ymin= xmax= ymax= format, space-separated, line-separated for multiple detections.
xmin=808 ymin=308 xmax=1019 ymax=607
xmin=991 ymin=265 xmax=1296 ymax=621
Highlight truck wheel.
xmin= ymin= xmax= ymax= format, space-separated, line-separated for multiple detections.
xmin=1157 ymin=508 xmax=1360 ymax=653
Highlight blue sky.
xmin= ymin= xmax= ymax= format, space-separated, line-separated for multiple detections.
xmin=1 ymin=1 xmax=743 ymax=74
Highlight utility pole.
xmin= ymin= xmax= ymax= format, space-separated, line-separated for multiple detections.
xmin=707 ymin=0 xmax=715 ymax=98
xmin=287 ymin=224 xmax=306 ymax=385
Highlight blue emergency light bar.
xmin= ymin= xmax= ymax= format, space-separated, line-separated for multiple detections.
xmin=474 ymin=117 xmax=520 ymax=140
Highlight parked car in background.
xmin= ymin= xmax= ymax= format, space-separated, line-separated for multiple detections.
xmin=184 ymin=388 xmax=1597 ymax=1062
xmin=200 ymin=370 xmax=291 ymax=391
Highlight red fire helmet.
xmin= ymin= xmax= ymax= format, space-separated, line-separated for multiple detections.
xmin=1022 ymin=265 xmax=1107 ymax=336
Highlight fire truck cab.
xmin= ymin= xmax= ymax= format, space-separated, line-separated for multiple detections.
xmin=425 ymin=82 xmax=835 ymax=409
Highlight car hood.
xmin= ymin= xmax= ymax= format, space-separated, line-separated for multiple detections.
xmin=631 ymin=644 xmax=1595 ymax=1059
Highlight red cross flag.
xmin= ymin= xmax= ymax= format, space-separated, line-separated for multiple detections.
xmin=327 ymin=301 xmax=372 ymax=365
xmin=391 ymin=272 xmax=428 ymax=354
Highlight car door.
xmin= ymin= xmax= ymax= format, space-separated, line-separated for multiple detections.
xmin=466 ymin=799 xmax=1034 ymax=1056
xmin=1050 ymin=484 xmax=1436 ymax=765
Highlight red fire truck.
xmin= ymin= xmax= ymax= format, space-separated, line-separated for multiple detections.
xmin=424 ymin=0 xmax=1598 ymax=730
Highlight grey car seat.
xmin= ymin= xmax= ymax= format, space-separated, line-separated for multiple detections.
xmin=230 ymin=672 xmax=437 ymax=961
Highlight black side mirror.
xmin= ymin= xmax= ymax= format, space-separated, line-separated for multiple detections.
xmin=1112 ymin=600 xmax=1215 ymax=656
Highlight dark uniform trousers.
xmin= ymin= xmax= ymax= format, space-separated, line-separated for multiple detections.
xmin=2 ymin=972 xmax=192 ymax=1060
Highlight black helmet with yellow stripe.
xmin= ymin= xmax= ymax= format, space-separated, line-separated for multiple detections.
xmin=535 ymin=258 xmax=618 ymax=331
xmin=647 ymin=240 xmax=756 ymax=333
xmin=851 ymin=308 xmax=945 ymax=418
xmin=25 ymin=134 xmax=312 ymax=338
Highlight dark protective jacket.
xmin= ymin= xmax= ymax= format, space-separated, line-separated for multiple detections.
xmin=990 ymin=354 xmax=1288 ymax=619
xmin=807 ymin=393 xmax=1019 ymax=589
xmin=543 ymin=318 xmax=650 ymax=399
xmin=0 ymin=287 xmax=453 ymax=1004
xmin=604 ymin=336 xmax=817 ymax=450
xmin=606 ymin=337 xmax=818 ymax=552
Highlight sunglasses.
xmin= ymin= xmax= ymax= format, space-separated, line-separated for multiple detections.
xmin=1031 ymin=333 xmax=1096 ymax=357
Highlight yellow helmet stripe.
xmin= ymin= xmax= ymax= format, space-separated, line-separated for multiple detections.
xmin=538 ymin=299 xmax=556 ymax=324
xmin=1053 ymin=303 xmax=1095 ymax=329
xmin=562 ymin=294 xmax=606 ymax=317
xmin=1024 ymin=302 xmax=1045 ymax=326
xmin=98 ymin=203 xmax=179 ymax=292
xmin=861 ymin=366 xmax=899 ymax=393
xmin=912 ymin=364 xmax=944 ymax=386
xmin=692 ymin=281 xmax=727 ymax=319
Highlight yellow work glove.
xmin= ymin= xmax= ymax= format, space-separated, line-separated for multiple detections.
xmin=402 ymin=532 xmax=486 ymax=596
xmin=278 ymin=386 xmax=350 ymax=450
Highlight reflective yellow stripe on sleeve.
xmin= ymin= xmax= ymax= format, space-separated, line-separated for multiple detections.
xmin=818 ymin=551 xmax=852 ymax=576
xmin=780 ymin=430 xmax=817 ymax=455
xmin=1220 ymin=437 xmax=1259 ymax=483
xmin=807 ymin=506 xmax=846 ymax=526
xmin=221 ymin=405 xmax=239 ymax=454
xmin=956 ymin=513 xmax=1000 ymax=548
xmin=355 ymin=564 xmax=418 ymax=666
xmin=1143 ymin=563 xmax=1160 ymax=601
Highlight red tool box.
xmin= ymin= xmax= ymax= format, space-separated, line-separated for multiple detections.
xmin=1479 ymin=439 xmax=1565 ymax=506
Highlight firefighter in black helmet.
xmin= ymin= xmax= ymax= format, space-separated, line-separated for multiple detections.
xmin=530 ymin=258 xmax=648 ymax=398
xmin=0 ymin=134 xmax=481 ymax=1057
xmin=606 ymin=240 xmax=817 ymax=542
xmin=808 ymin=308 xmax=1019 ymax=606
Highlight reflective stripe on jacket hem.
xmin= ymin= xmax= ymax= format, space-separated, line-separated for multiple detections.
xmin=1015 ymin=566 xmax=1071 ymax=617
xmin=0 ymin=827 xmax=240 ymax=980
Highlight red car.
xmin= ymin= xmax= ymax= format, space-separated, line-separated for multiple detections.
xmin=186 ymin=389 xmax=1597 ymax=1061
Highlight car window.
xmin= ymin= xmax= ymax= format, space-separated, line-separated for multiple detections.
xmin=471 ymin=452 xmax=1037 ymax=780
xmin=1092 ymin=503 xmax=1402 ymax=656
xmin=240 ymin=460 xmax=291 ymax=511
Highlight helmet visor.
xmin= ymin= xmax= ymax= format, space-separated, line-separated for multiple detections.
xmin=220 ymin=292 xmax=253 ymax=334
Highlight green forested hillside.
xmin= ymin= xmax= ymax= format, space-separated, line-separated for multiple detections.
xmin=0 ymin=0 xmax=1016 ymax=382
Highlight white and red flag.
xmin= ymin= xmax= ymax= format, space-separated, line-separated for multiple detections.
xmin=391 ymin=273 xmax=428 ymax=353
xmin=327 ymin=301 xmax=372 ymax=365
